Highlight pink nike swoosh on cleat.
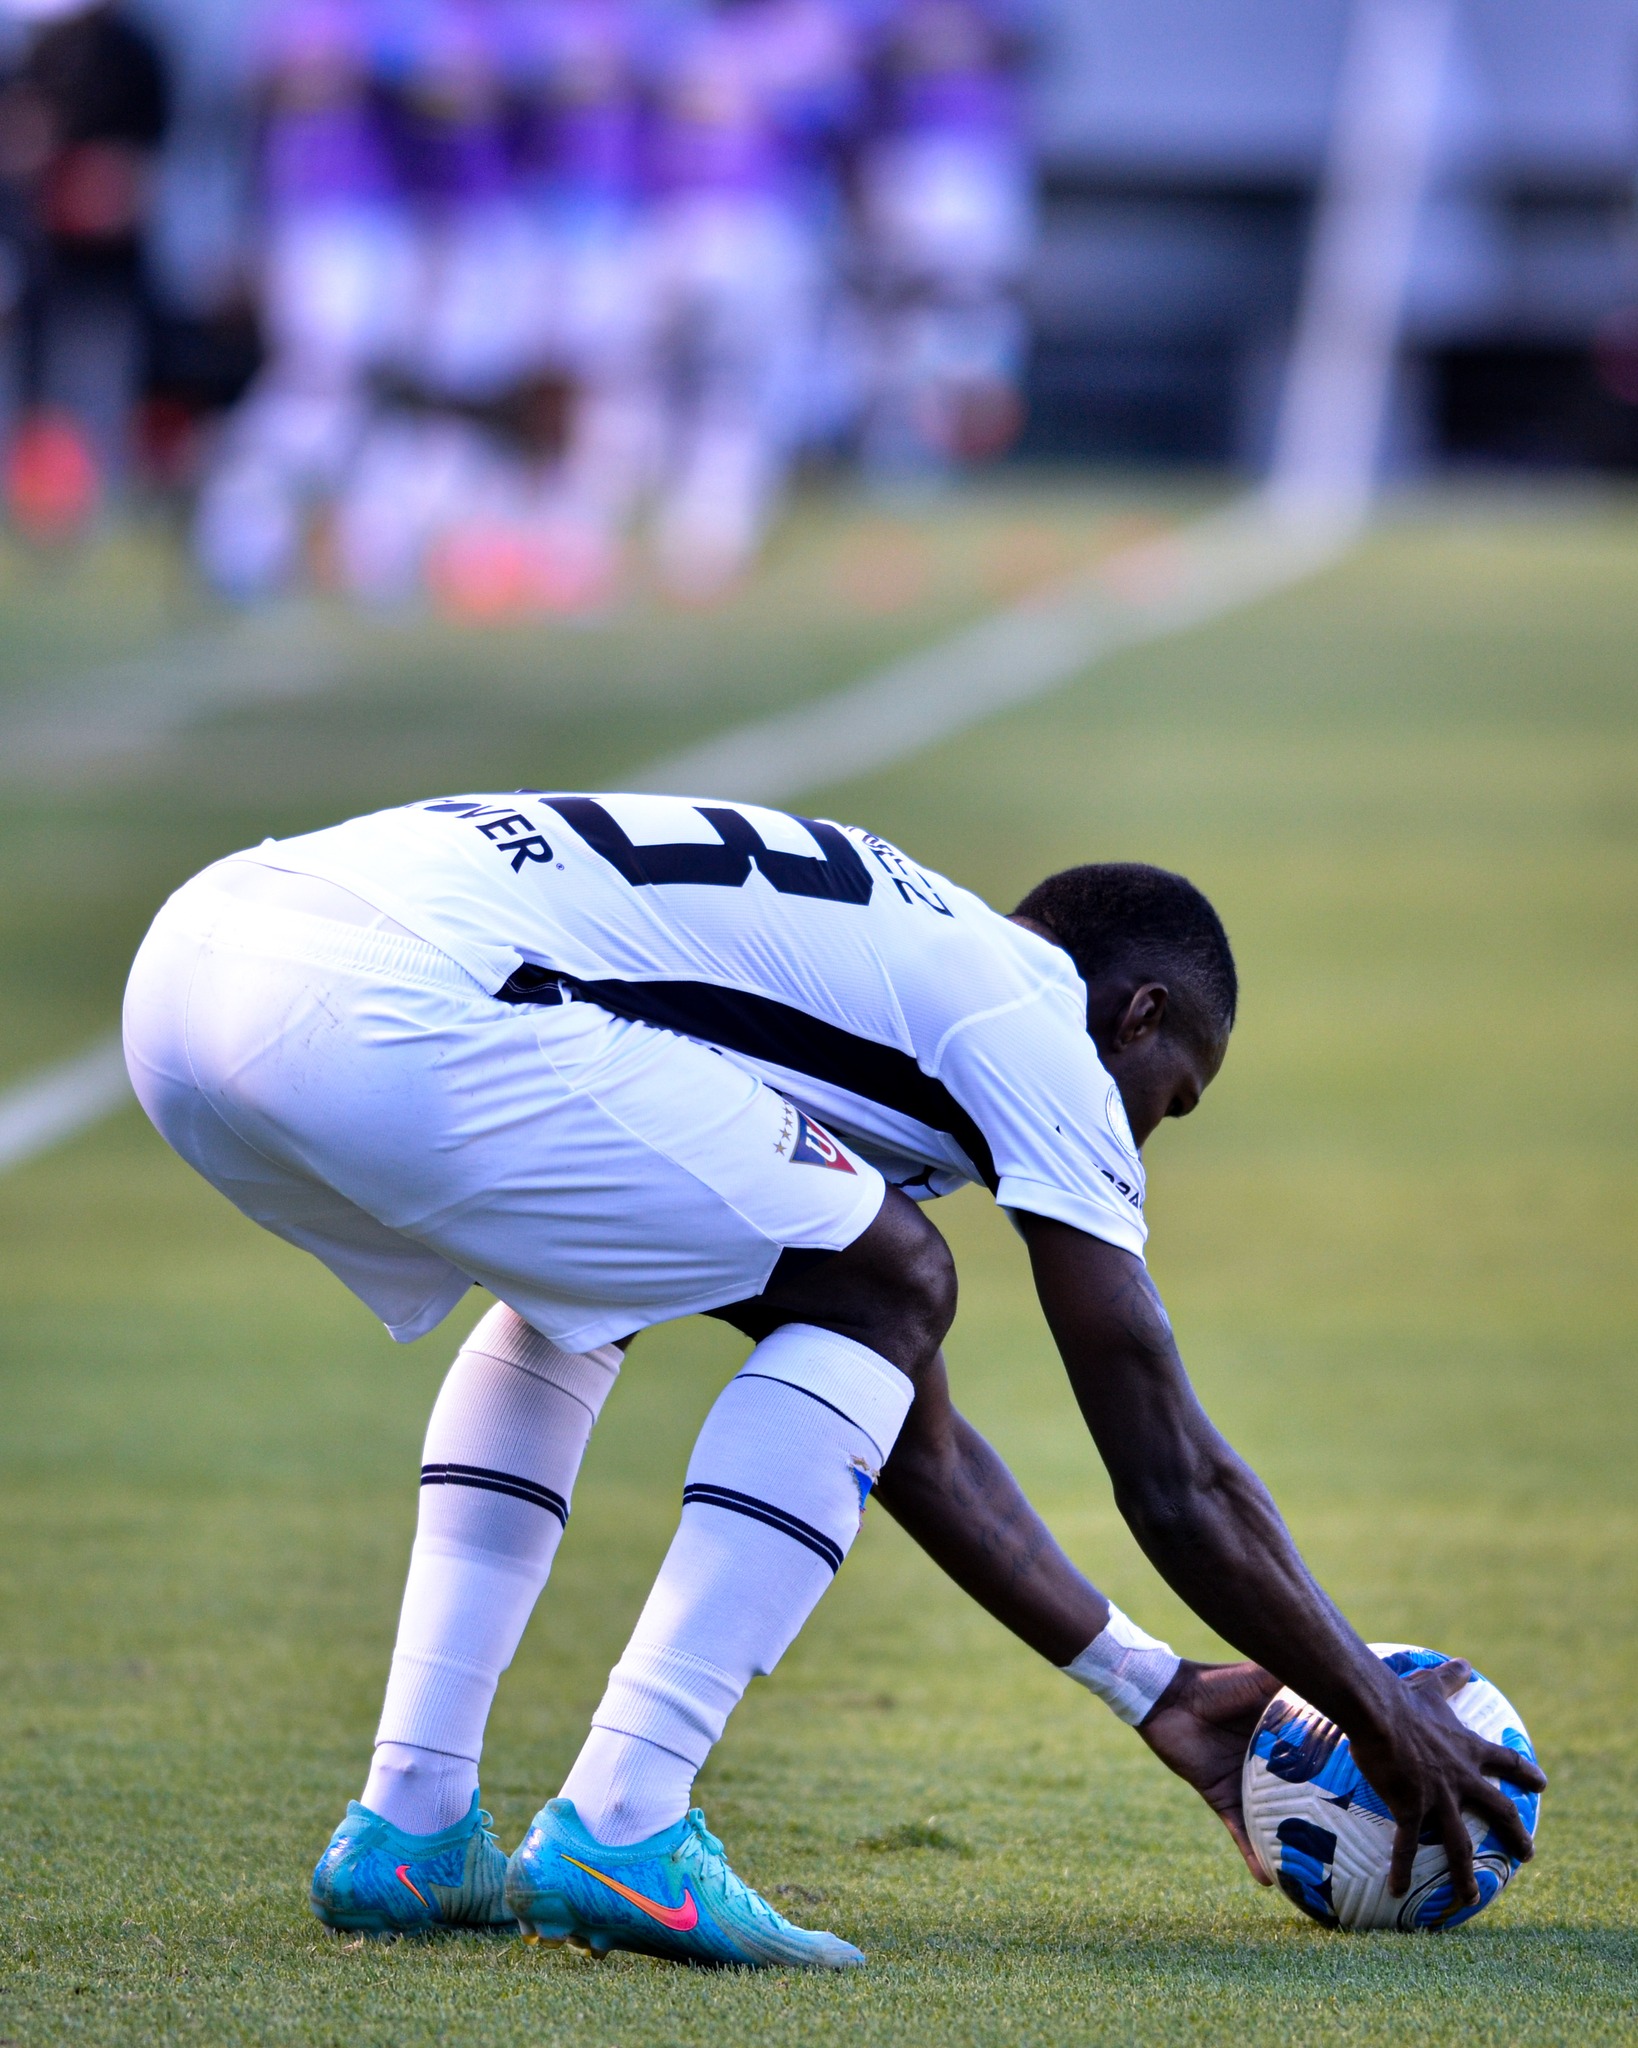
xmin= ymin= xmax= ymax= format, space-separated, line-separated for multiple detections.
xmin=557 ymin=1852 xmax=700 ymax=1931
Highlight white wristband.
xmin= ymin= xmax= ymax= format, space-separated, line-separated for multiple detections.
xmin=1061 ymin=1604 xmax=1182 ymax=1726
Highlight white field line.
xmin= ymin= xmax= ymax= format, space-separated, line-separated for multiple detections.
xmin=0 ymin=1030 xmax=131 ymax=1173
xmin=632 ymin=495 xmax=1355 ymax=802
xmin=1266 ymin=0 xmax=1454 ymax=524
xmin=0 ymin=492 xmax=1355 ymax=1176
xmin=0 ymin=602 xmax=360 ymax=780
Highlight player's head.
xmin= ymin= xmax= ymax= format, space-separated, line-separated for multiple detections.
xmin=1011 ymin=862 xmax=1236 ymax=1146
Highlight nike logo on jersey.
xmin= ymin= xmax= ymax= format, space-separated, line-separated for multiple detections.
xmin=558 ymin=1853 xmax=700 ymax=1930
xmin=788 ymin=1110 xmax=856 ymax=1172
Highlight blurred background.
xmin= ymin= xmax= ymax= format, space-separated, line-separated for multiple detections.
xmin=1 ymin=0 xmax=1636 ymax=610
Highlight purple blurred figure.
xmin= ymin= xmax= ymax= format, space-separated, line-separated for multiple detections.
xmin=642 ymin=0 xmax=862 ymax=598
xmin=331 ymin=0 xmax=535 ymax=603
xmin=856 ymin=0 xmax=1033 ymax=472
xmin=493 ymin=0 xmax=652 ymax=606
xmin=377 ymin=0 xmax=536 ymax=398
xmin=194 ymin=0 xmax=411 ymax=596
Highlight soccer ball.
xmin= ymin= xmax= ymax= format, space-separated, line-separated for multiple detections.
xmin=1241 ymin=1643 xmax=1540 ymax=1931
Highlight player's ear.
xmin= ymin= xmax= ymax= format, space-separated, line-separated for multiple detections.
xmin=1114 ymin=983 xmax=1168 ymax=1050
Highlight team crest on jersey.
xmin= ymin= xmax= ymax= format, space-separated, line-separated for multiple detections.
xmin=776 ymin=1103 xmax=856 ymax=1173
xmin=1104 ymin=1081 xmax=1138 ymax=1158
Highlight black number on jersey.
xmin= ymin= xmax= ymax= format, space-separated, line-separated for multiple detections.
xmin=544 ymin=797 xmax=873 ymax=905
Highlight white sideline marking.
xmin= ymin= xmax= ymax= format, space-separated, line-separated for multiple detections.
xmin=1267 ymin=0 xmax=1454 ymax=524
xmin=0 ymin=1031 xmax=131 ymax=1173
xmin=633 ymin=495 xmax=1352 ymax=803
xmin=0 ymin=494 xmax=1353 ymax=1176
xmin=0 ymin=603 xmax=359 ymax=780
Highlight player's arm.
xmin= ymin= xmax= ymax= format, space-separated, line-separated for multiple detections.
xmin=873 ymin=1345 xmax=1282 ymax=1879
xmin=1020 ymin=1212 xmax=1545 ymax=1902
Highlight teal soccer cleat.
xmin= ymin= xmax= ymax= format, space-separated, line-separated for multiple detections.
xmin=506 ymin=1799 xmax=865 ymax=1969
xmin=310 ymin=1793 xmax=514 ymax=1936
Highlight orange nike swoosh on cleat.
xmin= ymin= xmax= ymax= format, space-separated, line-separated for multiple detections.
xmin=558 ymin=1852 xmax=699 ymax=1931
xmin=394 ymin=1864 xmax=430 ymax=1908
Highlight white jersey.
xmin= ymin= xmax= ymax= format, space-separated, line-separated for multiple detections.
xmin=241 ymin=791 xmax=1148 ymax=1257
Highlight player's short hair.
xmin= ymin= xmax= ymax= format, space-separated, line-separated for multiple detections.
xmin=1013 ymin=862 xmax=1238 ymax=1038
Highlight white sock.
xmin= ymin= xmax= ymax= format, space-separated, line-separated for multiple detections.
xmin=555 ymin=1725 xmax=697 ymax=1848
xmin=363 ymin=1303 xmax=621 ymax=1835
xmin=559 ymin=1324 xmax=914 ymax=1846
xmin=360 ymin=1742 xmax=479 ymax=1838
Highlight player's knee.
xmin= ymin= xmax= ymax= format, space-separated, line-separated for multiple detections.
xmin=887 ymin=1217 xmax=957 ymax=1380
xmin=730 ymin=1188 xmax=956 ymax=1377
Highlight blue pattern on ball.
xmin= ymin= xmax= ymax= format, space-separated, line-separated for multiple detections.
xmin=1380 ymin=1649 xmax=1450 ymax=1678
xmin=1273 ymin=1818 xmax=1340 ymax=1927
xmin=1252 ymin=1707 xmax=1359 ymax=1797
xmin=1244 ymin=1645 xmax=1539 ymax=1933
xmin=1501 ymin=1727 xmax=1541 ymax=1834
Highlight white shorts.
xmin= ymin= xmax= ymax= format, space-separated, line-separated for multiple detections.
xmin=122 ymin=865 xmax=885 ymax=1351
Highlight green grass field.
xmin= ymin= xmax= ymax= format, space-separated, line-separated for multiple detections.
xmin=1 ymin=480 xmax=1635 ymax=2045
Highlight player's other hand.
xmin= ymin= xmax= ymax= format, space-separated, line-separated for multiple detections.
xmin=1136 ymin=1659 xmax=1281 ymax=1883
xmin=1347 ymin=1657 xmax=1547 ymax=1905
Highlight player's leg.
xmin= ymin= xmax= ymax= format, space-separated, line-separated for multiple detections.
xmin=124 ymin=878 xmax=531 ymax=1931
xmin=557 ymin=1191 xmax=945 ymax=1841
xmin=365 ymin=1019 xmax=937 ymax=1964
xmin=309 ymin=1308 xmax=627 ymax=1934
xmin=511 ymin=1193 xmax=951 ymax=1966
xmin=364 ymin=1304 xmax=622 ymax=1832
xmin=109 ymin=1111 xmax=622 ymax=1932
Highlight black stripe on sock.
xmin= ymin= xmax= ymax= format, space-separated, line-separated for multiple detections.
xmin=420 ymin=1463 xmax=569 ymax=1526
xmin=680 ymin=1483 xmax=845 ymax=1573
xmin=733 ymin=1372 xmax=882 ymax=1455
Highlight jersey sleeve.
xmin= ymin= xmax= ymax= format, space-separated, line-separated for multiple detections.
xmin=935 ymin=983 xmax=1149 ymax=1258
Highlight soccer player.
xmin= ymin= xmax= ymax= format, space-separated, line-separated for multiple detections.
xmin=193 ymin=0 xmax=412 ymax=599
xmin=122 ymin=792 xmax=1543 ymax=1965
xmin=640 ymin=0 xmax=863 ymax=597
xmin=855 ymin=0 xmax=1035 ymax=472
xmin=494 ymin=0 xmax=654 ymax=610
xmin=375 ymin=0 xmax=529 ymax=403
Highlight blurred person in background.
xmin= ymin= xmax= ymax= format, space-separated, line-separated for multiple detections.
xmin=640 ymin=0 xmax=862 ymax=600
xmin=0 ymin=0 xmax=169 ymax=539
xmin=854 ymin=0 xmax=1032 ymax=475
xmin=331 ymin=0 xmax=534 ymax=605
xmin=185 ymin=0 xmax=1041 ymax=615
xmin=194 ymin=0 xmax=412 ymax=598
xmin=493 ymin=0 xmax=651 ymax=611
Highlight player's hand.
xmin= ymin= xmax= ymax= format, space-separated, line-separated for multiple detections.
xmin=1136 ymin=1658 xmax=1282 ymax=1883
xmin=1345 ymin=1658 xmax=1547 ymax=1904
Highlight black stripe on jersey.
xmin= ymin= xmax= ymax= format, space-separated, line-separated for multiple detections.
xmin=681 ymin=1483 xmax=846 ymax=1573
xmin=496 ymin=971 xmax=997 ymax=1191
xmin=421 ymin=1463 xmax=569 ymax=1526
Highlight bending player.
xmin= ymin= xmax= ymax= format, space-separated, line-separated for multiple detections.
xmin=123 ymin=792 xmax=1543 ymax=1966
